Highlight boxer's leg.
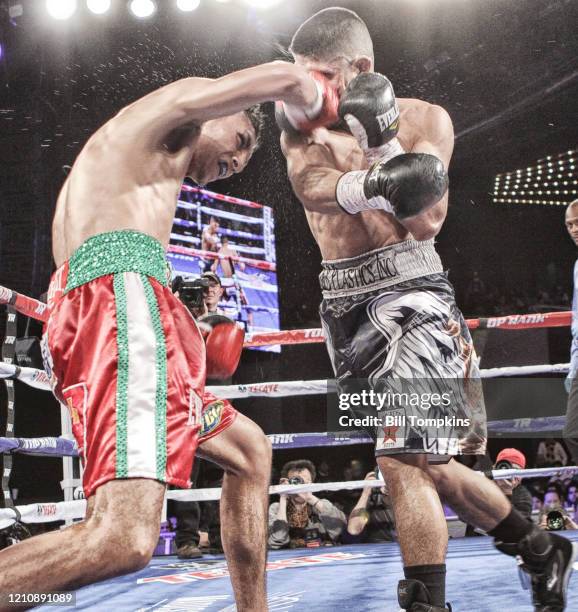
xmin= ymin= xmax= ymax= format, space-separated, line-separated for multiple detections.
xmin=377 ymin=454 xmax=448 ymax=565
xmin=428 ymin=459 xmax=510 ymax=530
xmin=197 ymin=413 xmax=271 ymax=612
xmin=0 ymin=479 xmax=165 ymax=610
xmin=377 ymin=453 xmax=448 ymax=608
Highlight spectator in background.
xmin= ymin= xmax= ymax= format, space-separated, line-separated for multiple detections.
xmin=346 ymin=470 xmax=395 ymax=544
xmin=333 ymin=459 xmax=368 ymax=516
xmin=565 ymin=481 xmax=577 ymax=514
xmin=464 ymin=270 xmax=486 ymax=315
xmin=539 ymin=483 xmax=578 ymax=531
xmin=268 ymin=460 xmax=346 ymax=550
xmin=200 ymin=272 xmax=226 ymax=316
xmin=316 ymin=460 xmax=331 ymax=483
xmin=493 ymin=449 xmax=533 ymax=520
xmin=536 ymin=438 xmax=569 ymax=468
xmin=563 ymin=199 xmax=578 ymax=467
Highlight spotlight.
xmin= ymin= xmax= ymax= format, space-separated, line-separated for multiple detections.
xmin=177 ymin=0 xmax=200 ymax=10
xmin=47 ymin=0 xmax=77 ymax=20
xmin=243 ymin=0 xmax=283 ymax=9
xmin=130 ymin=0 xmax=156 ymax=18
xmin=87 ymin=0 xmax=111 ymax=14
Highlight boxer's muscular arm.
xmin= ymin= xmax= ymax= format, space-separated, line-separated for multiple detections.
xmin=120 ymin=62 xmax=318 ymax=144
xmin=401 ymin=104 xmax=454 ymax=240
xmin=282 ymin=133 xmax=344 ymax=214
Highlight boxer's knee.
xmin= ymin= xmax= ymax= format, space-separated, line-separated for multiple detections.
xmin=85 ymin=511 xmax=157 ymax=574
xmin=233 ymin=425 xmax=271 ymax=481
xmin=83 ymin=479 xmax=164 ymax=575
xmin=225 ymin=419 xmax=271 ymax=480
xmin=378 ymin=453 xmax=430 ymax=487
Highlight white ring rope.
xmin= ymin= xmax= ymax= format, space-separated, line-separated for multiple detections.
xmin=0 ymin=362 xmax=570 ymax=398
xmin=1 ymin=466 xmax=577 ymax=529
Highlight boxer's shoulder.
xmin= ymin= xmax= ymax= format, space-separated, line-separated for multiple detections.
xmin=398 ymin=98 xmax=453 ymax=148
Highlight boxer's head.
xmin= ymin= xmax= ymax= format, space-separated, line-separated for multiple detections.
xmin=187 ymin=105 xmax=264 ymax=185
xmin=565 ymin=199 xmax=578 ymax=246
xmin=290 ymin=7 xmax=374 ymax=96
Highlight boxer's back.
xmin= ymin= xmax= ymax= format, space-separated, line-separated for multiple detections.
xmin=52 ymin=103 xmax=198 ymax=267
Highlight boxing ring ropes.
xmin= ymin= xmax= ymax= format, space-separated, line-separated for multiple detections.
xmin=0 ymin=284 xmax=577 ymax=531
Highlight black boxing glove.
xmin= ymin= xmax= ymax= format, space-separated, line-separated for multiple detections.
xmin=275 ymin=70 xmax=340 ymax=136
xmin=336 ymin=153 xmax=448 ymax=219
xmin=339 ymin=72 xmax=404 ymax=164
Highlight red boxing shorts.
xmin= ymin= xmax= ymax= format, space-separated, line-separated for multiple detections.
xmin=199 ymin=391 xmax=237 ymax=444
xmin=42 ymin=230 xmax=209 ymax=498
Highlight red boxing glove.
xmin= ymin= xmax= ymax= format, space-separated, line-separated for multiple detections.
xmin=201 ymin=315 xmax=245 ymax=381
xmin=275 ymin=71 xmax=340 ymax=135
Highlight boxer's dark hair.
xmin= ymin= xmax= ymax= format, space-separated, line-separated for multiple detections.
xmin=290 ymin=8 xmax=373 ymax=62
xmin=281 ymin=459 xmax=317 ymax=482
xmin=244 ymin=104 xmax=265 ymax=149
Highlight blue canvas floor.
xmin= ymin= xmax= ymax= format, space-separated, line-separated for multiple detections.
xmin=35 ymin=532 xmax=578 ymax=611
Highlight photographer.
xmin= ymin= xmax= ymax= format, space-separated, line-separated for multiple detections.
xmin=493 ymin=448 xmax=533 ymax=520
xmin=345 ymin=470 xmax=395 ymax=544
xmin=268 ymin=460 xmax=346 ymax=550
xmin=539 ymin=484 xmax=578 ymax=532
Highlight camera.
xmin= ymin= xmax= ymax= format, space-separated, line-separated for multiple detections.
xmin=172 ymin=276 xmax=209 ymax=310
xmin=545 ymin=508 xmax=566 ymax=531
xmin=495 ymin=460 xmax=513 ymax=470
xmin=288 ymin=476 xmax=305 ymax=485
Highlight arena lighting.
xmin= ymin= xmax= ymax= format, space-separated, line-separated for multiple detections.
xmin=243 ymin=0 xmax=284 ymax=9
xmin=87 ymin=0 xmax=111 ymax=14
xmin=46 ymin=0 xmax=77 ymax=20
xmin=177 ymin=0 xmax=200 ymax=10
xmin=493 ymin=149 xmax=578 ymax=207
xmin=129 ymin=0 xmax=156 ymax=18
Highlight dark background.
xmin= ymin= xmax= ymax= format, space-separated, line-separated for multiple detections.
xmin=1 ymin=0 xmax=577 ymax=500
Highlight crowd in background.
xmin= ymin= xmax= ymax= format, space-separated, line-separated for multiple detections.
xmin=462 ymin=264 xmax=571 ymax=318
xmin=161 ymin=439 xmax=577 ymax=559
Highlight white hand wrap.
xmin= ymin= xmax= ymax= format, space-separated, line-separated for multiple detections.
xmin=335 ymin=170 xmax=393 ymax=215
xmin=365 ymin=137 xmax=405 ymax=165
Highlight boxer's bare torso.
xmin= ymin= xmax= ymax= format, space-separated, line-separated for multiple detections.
xmin=282 ymin=97 xmax=453 ymax=260
xmin=52 ymin=109 xmax=200 ymax=267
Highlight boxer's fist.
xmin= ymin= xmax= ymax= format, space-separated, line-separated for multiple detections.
xmin=201 ymin=314 xmax=245 ymax=380
xmin=364 ymin=153 xmax=448 ymax=220
xmin=339 ymin=73 xmax=402 ymax=163
xmin=275 ymin=71 xmax=339 ymax=135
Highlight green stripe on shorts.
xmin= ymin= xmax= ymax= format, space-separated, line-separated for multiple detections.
xmin=113 ymin=273 xmax=129 ymax=478
xmin=140 ymin=273 xmax=168 ymax=480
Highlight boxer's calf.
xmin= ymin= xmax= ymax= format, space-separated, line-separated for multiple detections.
xmin=427 ymin=458 xmax=510 ymax=531
xmin=377 ymin=453 xmax=448 ymax=566
xmin=0 ymin=479 xmax=165 ymax=611
xmin=198 ymin=414 xmax=272 ymax=612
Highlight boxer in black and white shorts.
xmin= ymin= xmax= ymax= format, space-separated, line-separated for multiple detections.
xmin=319 ymin=239 xmax=487 ymax=459
xmin=278 ymin=8 xmax=576 ymax=611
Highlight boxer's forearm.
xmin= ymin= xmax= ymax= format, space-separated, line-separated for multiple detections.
xmin=290 ymin=164 xmax=345 ymax=214
xmin=150 ymin=62 xmax=317 ymax=130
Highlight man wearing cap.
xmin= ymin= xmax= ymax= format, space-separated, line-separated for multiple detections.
xmin=201 ymin=271 xmax=227 ymax=317
xmin=494 ymin=449 xmax=533 ymax=520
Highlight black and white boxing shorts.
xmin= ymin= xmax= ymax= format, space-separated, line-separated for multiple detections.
xmin=320 ymin=239 xmax=487 ymax=461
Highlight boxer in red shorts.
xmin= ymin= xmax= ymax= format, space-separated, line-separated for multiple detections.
xmin=0 ymin=60 xmax=340 ymax=611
